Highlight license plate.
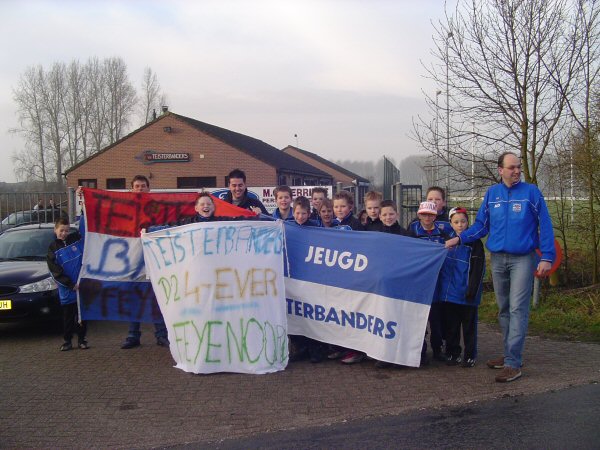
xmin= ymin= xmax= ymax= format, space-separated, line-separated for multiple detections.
xmin=0 ymin=300 xmax=12 ymax=310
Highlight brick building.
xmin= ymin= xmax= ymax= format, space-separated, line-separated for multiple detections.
xmin=65 ymin=111 xmax=333 ymax=190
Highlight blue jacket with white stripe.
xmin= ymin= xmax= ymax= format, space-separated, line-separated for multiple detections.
xmin=459 ymin=181 xmax=555 ymax=262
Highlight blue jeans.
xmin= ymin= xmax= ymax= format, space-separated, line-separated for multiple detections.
xmin=127 ymin=320 xmax=168 ymax=341
xmin=490 ymin=252 xmax=536 ymax=369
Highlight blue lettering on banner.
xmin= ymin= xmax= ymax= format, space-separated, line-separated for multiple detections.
xmin=285 ymin=298 xmax=397 ymax=339
xmin=143 ymin=224 xmax=283 ymax=270
xmin=85 ymin=237 xmax=144 ymax=279
xmin=78 ymin=278 xmax=163 ymax=322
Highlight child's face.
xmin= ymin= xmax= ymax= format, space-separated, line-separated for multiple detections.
xmin=195 ymin=196 xmax=215 ymax=218
xmin=418 ymin=213 xmax=436 ymax=230
xmin=365 ymin=200 xmax=380 ymax=220
xmin=54 ymin=224 xmax=70 ymax=241
xmin=333 ymin=199 xmax=351 ymax=219
xmin=319 ymin=204 xmax=333 ymax=226
xmin=293 ymin=206 xmax=309 ymax=225
xmin=426 ymin=190 xmax=446 ymax=213
xmin=276 ymin=192 xmax=292 ymax=211
xmin=379 ymin=206 xmax=398 ymax=226
xmin=451 ymin=213 xmax=469 ymax=235
xmin=311 ymin=192 xmax=325 ymax=211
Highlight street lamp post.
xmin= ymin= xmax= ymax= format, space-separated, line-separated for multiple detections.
xmin=435 ymin=90 xmax=442 ymax=185
xmin=446 ymin=31 xmax=453 ymax=196
xmin=471 ymin=121 xmax=475 ymax=223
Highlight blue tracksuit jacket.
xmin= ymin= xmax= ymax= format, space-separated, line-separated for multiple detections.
xmin=437 ymin=240 xmax=485 ymax=306
xmin=459 ymin=181 xmax=555 ymax=262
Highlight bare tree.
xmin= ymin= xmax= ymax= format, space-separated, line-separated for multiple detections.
xmin=10 ymin=57 xmax=162 ymax=185
xmin=11 ymin=66 xmax=48 ymax=185
xmin=103 ymin=57 xmax=137 ymax=142
xmin=139 ymin=67 xmax=162 ymax=125
xmin=413 ymin=0 xmax=582 ymax=191
xmin=558 ymin=0 xmax=600 ymax=283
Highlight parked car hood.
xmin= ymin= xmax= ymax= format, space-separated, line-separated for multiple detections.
xmin=0 ymin=261 xmax=51 ymax=285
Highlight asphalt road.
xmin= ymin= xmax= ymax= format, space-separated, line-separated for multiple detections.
xmin=197 ymin=383 xmax=600 ymax=449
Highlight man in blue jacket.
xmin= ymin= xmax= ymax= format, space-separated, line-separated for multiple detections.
xmin=446 ymin=152 xmax=555 ymax=382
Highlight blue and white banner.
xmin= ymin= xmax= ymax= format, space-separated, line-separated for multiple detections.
xmin=283 ymin=223 xmax=448 ymax=367
xmin=142 ymin=220 xmax=288 ymax=375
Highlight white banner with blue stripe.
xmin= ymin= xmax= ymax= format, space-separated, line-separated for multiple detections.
xmin=283 ymin=223 xmax=447 ymax=367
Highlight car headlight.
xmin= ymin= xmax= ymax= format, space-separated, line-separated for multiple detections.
xmin=19 ymin=276 xmax=58 ymax=293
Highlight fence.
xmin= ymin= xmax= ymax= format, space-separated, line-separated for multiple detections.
xmin=0 ymin=191 xmax=72 ymax=232
xmin=392 ymin=183 xmax=423 ymax=228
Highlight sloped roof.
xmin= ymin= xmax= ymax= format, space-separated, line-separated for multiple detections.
xmin=282 ymin=145 xmax=370 ymax=183
xmin=174 ymin=114 xmax=330 ymax=178
xmin=66 ymin=112 xmax=331 ymax=179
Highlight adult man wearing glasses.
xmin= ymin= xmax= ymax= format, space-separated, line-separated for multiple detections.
xmin=446 ymin=152 xmax=555 ymax=382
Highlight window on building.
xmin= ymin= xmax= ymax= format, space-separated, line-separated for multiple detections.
xmin=177 ymin=177 xmax=217 ymax=189
xmin=292 ymin=177 xmax=302 ymax=186
xmin=78 ymin=179 xmax=97 ymax=188
xmin=106 ymin=178 xmax=126 ymax=189
xmin=304 ymin=178 xmax=317 ymax=186
xmin=278 ymin=175 xmax=287 ymax=186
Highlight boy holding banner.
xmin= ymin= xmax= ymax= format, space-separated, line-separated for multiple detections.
xmin=329 ymin=190 xmax=366 ymax=364
xmin=438 ymin=207 xmax=485 ymax=367
xmin=408 ymin=201 xmax=454 ymax=364
xmin=47 ymin=218 xmax=88 ymax=351
xmin=288 ymin=196 xmax=324 ymax=363
xmin=121 ymin=175 xmax=169 ymax=349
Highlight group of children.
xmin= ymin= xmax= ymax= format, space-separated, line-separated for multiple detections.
xmin=272 ymin=185 xmax=485 ymax=368
xmin=47 ymin=185 xmax=484 ymax=370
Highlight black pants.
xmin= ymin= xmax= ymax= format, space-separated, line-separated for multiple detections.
xmin=443 ymin=302 xmax=477 ymax=360
xmin=62 ymin=302 xmax=87 ymax=343
xmin=428 ymin=302 xmax=444 ymax=354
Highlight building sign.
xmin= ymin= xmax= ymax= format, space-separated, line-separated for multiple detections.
xmin=136 ymin=150 xmax=191 ymax=164
xmin=210 ymin=186 xmax=333 ymax=213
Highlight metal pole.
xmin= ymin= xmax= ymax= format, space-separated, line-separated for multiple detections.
xmin=435 ymin=90 xmax=441 ymax=185
xmin=570 ymin=147 xmax=575 ymax=223
xmin=532 ymin=277 xmax=541 ymax=309
xmin=446 ymin=32 xmax=453 ymax=194
xmin=471 ymin=121 xmax=475 ymax=222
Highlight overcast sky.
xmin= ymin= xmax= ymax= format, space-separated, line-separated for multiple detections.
xmin=0 ymin=0 xmax=450 ymax=184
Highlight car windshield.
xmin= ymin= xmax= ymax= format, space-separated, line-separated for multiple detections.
xmin=0 ymin=228 xmax=58 ymax=261
xmin=1 ymin=210 xmax=66 ymax=226
xmin=1 ymin=211 xmax=32 ymax=225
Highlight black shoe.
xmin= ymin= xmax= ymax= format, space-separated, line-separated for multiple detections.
xmin=156 ymin=336 xmax=170 ymax=347
xmin=462 ymin=358 xmax=476 ymax=368
xmin=446 ymin=355 xmax=462 ymax=366
xmin=60 ymin=342 xmax=72 ymax=351
xmin=121 ymin=338 xmax=140 ymax=349
xmin=309 ymin=346 xmax=324 ymax=363
xmin=289 ymin=346 xmax=308 ymax=362
xmin=78 ymin=341 xmax=90 ymax=350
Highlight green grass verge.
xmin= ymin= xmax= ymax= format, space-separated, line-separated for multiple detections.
xmin=478 ymin=286 xmax=600 ymax=342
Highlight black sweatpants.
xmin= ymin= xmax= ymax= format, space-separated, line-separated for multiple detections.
xmin=443 ymin=302 xmax=477 ymax=360
xmin=62 ymin=302 xmax=87 ymax=343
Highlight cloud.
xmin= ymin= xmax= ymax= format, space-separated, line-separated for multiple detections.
xmin=0 ymin=0 xmax=444 ymax=183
